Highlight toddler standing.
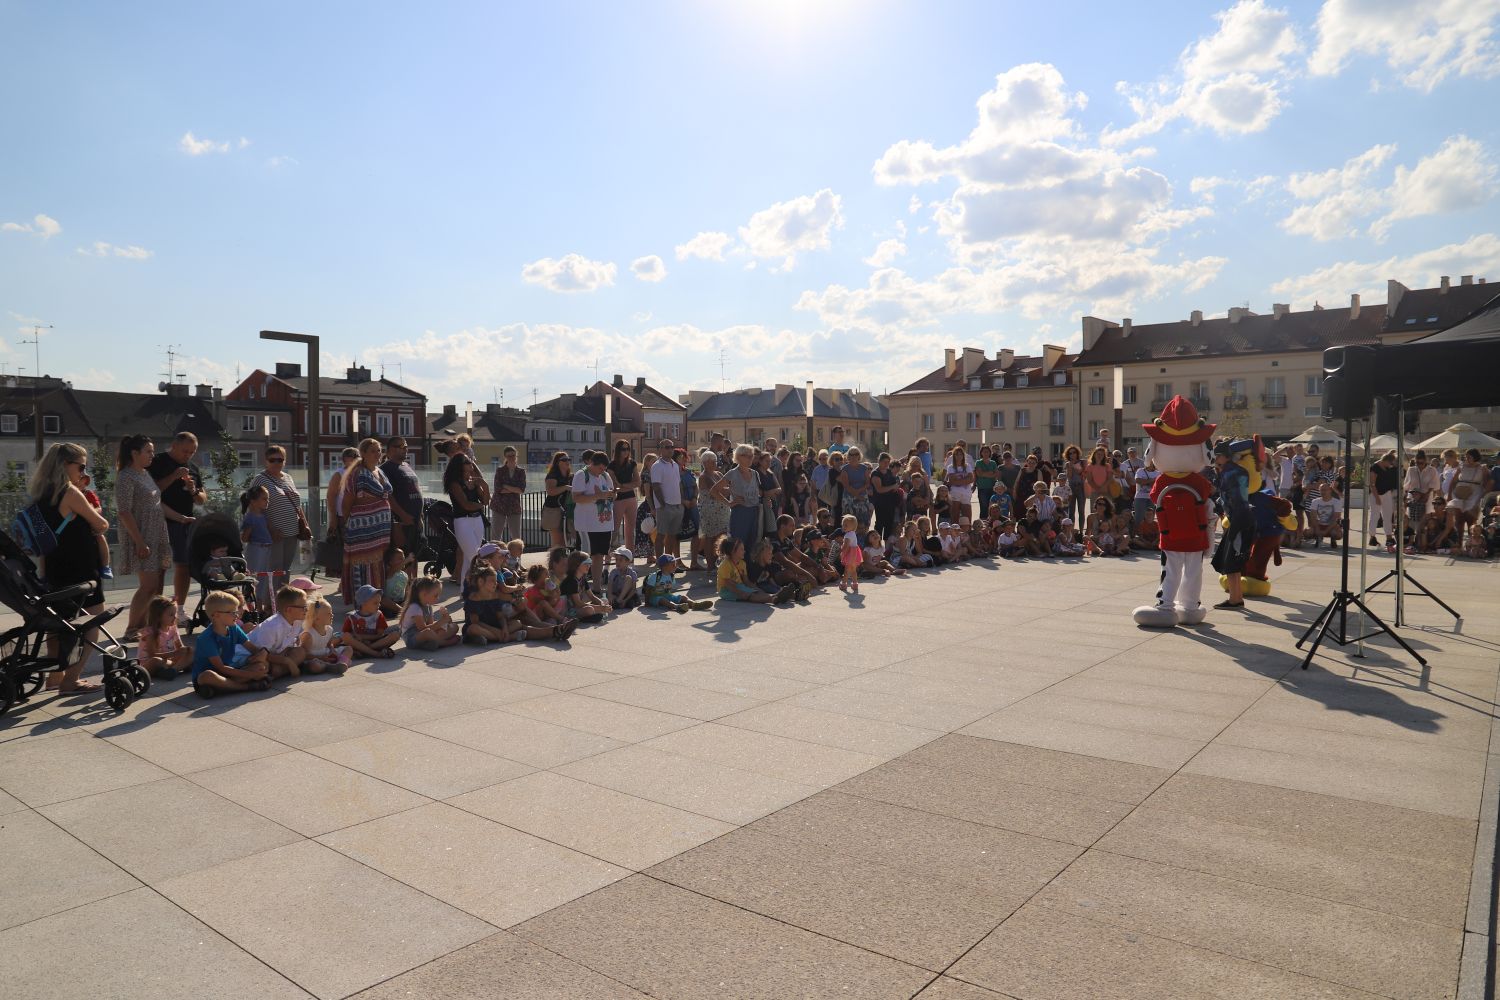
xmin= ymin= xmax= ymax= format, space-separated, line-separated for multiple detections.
xmin=240 ymin=485 xmax=274 ymax=613
xmin=839 ymin=513 xmax=863 ymax=592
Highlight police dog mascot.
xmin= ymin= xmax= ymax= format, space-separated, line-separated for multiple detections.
xmin=1217 ymin=435 xmax=1295 ymax=598
xmin=1133 ymin=397 xmax=1216 ymax=627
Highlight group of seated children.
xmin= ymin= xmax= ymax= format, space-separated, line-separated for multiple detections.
xmin=188 ymin=581 xmax=351 ymax=697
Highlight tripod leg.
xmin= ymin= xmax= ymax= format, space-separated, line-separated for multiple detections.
xmin=1351 ymin=595 xmax=1428 ymax=666
xmin=1297 ymin=596 xmax=1338 ymax=649
xmin=1362 ymin=570 xmax=1396 ymax=595
xmin=1399 ymin=573 xmax=1462 ymax=622
xmin=1299 ymin=601 xmax=1339 ymax=670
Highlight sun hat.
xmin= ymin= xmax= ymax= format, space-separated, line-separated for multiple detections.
xmin=289 ymin=576 xmax=321 ymax=593
xmin=476 ymin=542 xmax=500 ymax=557
xmin=656 ymin=554 xmax=675 ymax=568
xmin=354 ymin=584 xmax=379 ymax=605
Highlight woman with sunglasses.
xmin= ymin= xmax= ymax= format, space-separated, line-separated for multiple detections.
xmin=115 ymin=434 xmax=172 ymax=635
xmin=31 ymin=443 xmax=110 ymax=693
xmin=608 ymin=439 xmax=640 ymax=556
xmin=251 ymin=445 xmax=309 ymax=595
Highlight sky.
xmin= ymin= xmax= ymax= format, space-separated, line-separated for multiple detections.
xmin=3 ymin=0 xmax=1500 ymax=407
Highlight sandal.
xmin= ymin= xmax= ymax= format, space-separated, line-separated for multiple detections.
xmin=1213 ymin=599 xmax=1246 ymax=610
xmin=57 ymin=680 xmax=103 ymax=694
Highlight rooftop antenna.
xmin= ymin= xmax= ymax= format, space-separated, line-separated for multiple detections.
xmin=21 ymin=324 xmax=52 ymax=379
xmin=591 ymin=357 xmax=602 ymax=382
xmin=717 ymin=349 xmax=729 ymax=391
xmin=532 ymin=387 xmax=538 ymax=406
xmin=160 ymin=343 xmax=186 ymax=385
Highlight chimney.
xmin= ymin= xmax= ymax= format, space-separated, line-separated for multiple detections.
xmin=855 ymin=391 xmax=872 ymax=410
xmin=212 ymin=387 xmax=223 ymax=400
xmin=612 ymin=374 xmax=623 ymax=387
xmin=486 ymin=403 xmax=501 ymax=416
xmin=166 ymin=382 xmax=189 ymax=397
xmin=1440 ymin=276 xmax=1450 ymax=294
xmin=1272 ymin=303 xmax=1290 ymax=319
xmin=944 ymin=349 xmax=957 ymax=378
xmin=961 ymin=347 xmax=985 ymax=379
xmin=442 ymin=404 xmax=456 ymax=419
xmin=1482 ymin=278 xmax=1488 ymax=285
xmin=997 ymin=348 xmax=1015 ymax=369
xmin=195 ymin=383 xmax=213 ymax=398
xmin=1190 ymin=310 xmax=1203 ymax=326
xmin=1349 ymin=293 xmax=1360 ymax=319
xmin=346 ymin=365 xmax=371 ymax=383
xmin=274 ymin=362 xmax=301 ymax=379
xmin=1461 ymin=274 xmax=1474 ymax=285
xmin=1228 ymin=307 xmax=1255 ymax=323
xmin=1080 ymin=317 xmax=1117 ymax=353
xmin=1121 ymin=318 xmax=1132 ymax=338
xmin=1041 ymin=344 xmax=1065 ymax=377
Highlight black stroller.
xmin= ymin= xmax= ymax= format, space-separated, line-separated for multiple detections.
xmin=186 ymin=512 xmax=260 ymax=634
xmin=419 ymin=499 xmax=459 ymax=580
xmin=0 ymin=532 xmax=148 ymax=715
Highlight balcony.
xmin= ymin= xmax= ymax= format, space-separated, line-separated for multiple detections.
xmin=1189 ymin=396 xmax=1211 ymax=412
xmin=1047 ymin=424 xmax=1066 ymax=437
xmin=1260 ymin=393 xmax=1287 ymax=409
xmin=1223 ymin=395 xmax=1248 ymax=410
xmin=1150 ymin=397 xmax=1173 ymax=411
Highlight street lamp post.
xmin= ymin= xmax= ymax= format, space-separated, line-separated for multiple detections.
xmin=260 ymin=330 xmax=322 ymax=543
xmin=1112 ymin=366 xmax=1125 ymax=451
xmin=804 ymin=380 xmax=815 ymax=451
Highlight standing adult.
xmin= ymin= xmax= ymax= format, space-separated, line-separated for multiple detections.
xmin=827 ymin=426 xmax=851 ymax=455
xmin=913 ymin=437 xmax=933 ymax=478
xmin=839 ymin=446 xmax=873 ymax=529
xmin=447 ymin=450 xmax=490 ymax=581
xmin=1368 ymin=451 xmax=1399 ymax=548
xmin=871 ymin=452 xmax=901 ymax=539
xmin=542 ymin=452 xmax=574 ymax=551
xmin=652 ymin=448 xmax=686 ymax=563
xmin=325 ymin=447 xmax=360 ymax=539
xmin=1057 ymin=445 xmax=1085 ymax=525
xmin=697 ymin=450 xmax=732 ymax=573
xmin=342 ymin=439 xmax=394 ymax=603
xmin=763 ymin=438 xmax=783 ymax=476
xmin=381 ymin=436 xmax=424 ymax=558
xmin=607 ymin=440 xmax=638 ymax=554
xmin=1403 ymin=451 xmax=1440 ymax=513
xmin=725 ymin=444 xmax=762 ymax=549
xmin=975 ymin=446 xmax=998 ymax=520
xmin=114 ymin=434 xmax=172 ymax=634
xmin=571 ymin=451 xmax=617 ymax=591
xmin=1015 ymin=454 xmax=1042 ymax=502
xmin=1132 ymin=460 xmax=1158 ymax=533
xmin=943 ymin=445 xmax=974 ymax=522
xmin=1083 ymin=446 xmax=1113 ymax=509
xmin=33 ymin=443 xmax=109 ymax=693
xmin=251 ymin=446 xmax=308 ymax=596
xmin=995 ymin=450 xmax=1021 ymax=505
xmin=1446 ymin=449 xmax=1492 ymax=539
xmin=755 ymin=451 xmax=781 ymax=543
xmin=1120 ymin=446 xmax=1144 ymax=486
xmin=781 ymin=453 xmax=805 ymax=517
xmin=490 ymin=446 xmax=526 ymax=543
xmin=147 ymin=431 xmax=206 ymax=617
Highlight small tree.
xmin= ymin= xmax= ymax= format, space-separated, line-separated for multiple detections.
xmin=208 ymin=432 xmax=241 ymax=509
xmin=88 ymin=441 xmax=115 ymax=499
xmin=0 ymin=461 xmax=27 ymax=493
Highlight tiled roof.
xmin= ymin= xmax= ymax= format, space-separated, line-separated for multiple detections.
xmin=686 ymin=388 xmax=888 ymax=422
xmin=1073 ymin=306 xmax=1382 ymax=367
xmin=278 ymin=375 xmax=425 ymax=400
xmin=0 ymin=378 xmax=98 ymax=439
xmin=894 ymin=354 xmax=1077 ymax=394
xmin=1387 ymin=282 xmax=1496 ymax=333
xmin=72 ymin=389 xmax=226 ymax=443
xmin=428 ymin=411 xmax=527 ymax=443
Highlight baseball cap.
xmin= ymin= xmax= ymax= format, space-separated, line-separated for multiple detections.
xmin=1061 ymin=518 xmax=1074 ymax=526
xmin=289 ymin=576 xmax=321 ymax=594
xmin=354 ymin=584 xmax=380 ymax=605
xmin=476 ymin=542 xmax=500 ymax=557
xmin=613 ymin=546 xmax=633 ymax=559
xmin=656 ymin=554 xmax=675 ymax=568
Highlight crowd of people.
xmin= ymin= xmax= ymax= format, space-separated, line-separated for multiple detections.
xmin=20 ymin=424 xmax=1500 ymax=702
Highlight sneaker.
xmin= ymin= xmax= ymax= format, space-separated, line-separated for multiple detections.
xmin=797 ymin=581 xmax=813 ymax=601
xmin=689 ymin=599 xmax=714 ymax=610
xmin=100 ymin=566 xmax=114 ymax=580
xmin=773 ymin=585 xmax=796 ymax=605
xmin=673 ymin=602 xmax=689 ymax=614
xmin=1368 ymin=538 xmax=1380 ymax=547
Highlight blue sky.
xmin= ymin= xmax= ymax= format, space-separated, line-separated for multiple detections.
xmin=3 ymin=0 xmax=1499 ymax=405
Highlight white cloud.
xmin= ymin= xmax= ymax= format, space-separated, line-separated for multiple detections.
xmin=268 ymin=155 xmax=298 ymax=169
xmin=75 ymin=241 xmax=153 ymax=260
xmin=1 ymin=213 xmax=61 ymax=238
xmin=238 ymin=137 xmax=251 ymax=150
xmin=737 ymin=188 xmax=844 ymax=269
xmin=1309 ymin=0 xmax=1500 ymax=92
xmin=179 ymin=131 xmax=232 ymax=155
xmin=1104 ymin=1 xmax=1300 ymax=144
xmin=674 ymin=231 xmax=733 ymax=261
xmin=1279 ymin=136 xmax=1495 ymax=242
xmin=520 ymin=253 xmax=617 ymax=293
xmin=630 ymin=254 xmax=668 ymax=282
xmin=907 ymin=195 xmax=922 ymax=214
xmin=1270 ymin=233 xmax=1500 ymax=307
xmin=864 ymin=237 xmax=907 ymax=268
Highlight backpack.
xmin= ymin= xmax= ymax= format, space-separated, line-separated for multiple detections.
xmin=12 ymin=502 xmax=69 ymax=558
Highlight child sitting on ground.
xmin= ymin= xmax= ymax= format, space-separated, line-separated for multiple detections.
xmin=523 ymin=564 xmax=567 ymax=625
xmin=1054 ymin=518 xmax=1085 ymax=557
xmin=1308 ymin=482 xmax=1343 ymax=549
xmin=401 ymin=576 xmax=461 ymax=650
xmin=561 ymin=552 xmax=610 ymax=621
xmin=381 ymin=548 xmax=410 ymax=619
xmin=642 ymin=554 xmax=713 ymax=613
xmin=938 ymin=522 xmax=962 ymax=562
xmin=861 ymin=528 xmax=905 ymax=578
xmin=747 ymin=539 xmax=800 ymax=602
xmin=918 ymin=515 xmax=946 ymax=565
xmin=192 ymin=591 xmax=270 ymax=698
xmin=1015 ymin=519 xmax=1043 ymax=557
xmin=299 ymin=596 xmax=351 ymax=673
xmin=1464 ymin=523 xmax=1488 ymax=559
xmin=463 ymin=564 xmax=511 ymax=645
xmin=245 ymin=584 xmax=310 ymax=678
xmin=139 ymin=595 xmax=192 ymax=678
xmin=608 ymin=546 xmax=640 ymax=609
xmin=718 ymin=537 xmax=778 ymax=604
xmin=895 ymin=521 xmax=933 ymax=569
xmin=343 ymin=585 xmax=400 ymax=658
xmin=1131 ymin=510 xmax=1159 ymax=550
xmin=996 ymin=520 xmax=1022 ymax=558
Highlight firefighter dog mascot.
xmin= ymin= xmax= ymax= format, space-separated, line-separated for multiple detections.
xmin=1133 ymin=396 xmax=1216 ymax=627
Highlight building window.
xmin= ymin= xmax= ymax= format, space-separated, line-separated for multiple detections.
xmin=237 ymin=450 xmax=255 ymax=468
xmin=1053 ymin=373 xmax=1066 ymax=385
xmin=966 ymin=412 xmax=980 ymax=430
xmin=990 ymin=411 xmax=1004 ymax=429
xmin=594 ymin=430 xmax=601 ymax=442
xmin=1087 ymin=386 xmax=1103 ymax=406
xmin=943 ymin=412 xmax=957 ymax=431
xmin=1015 ymin=410 xmax=1031 ymax=430
xmin=0 ymin=414 xmax=15 ymax=434
xmin=398 ymin=413 xmax=413 ymax=436
xmin=1122 ymin=385 xmax=1137 ymax=405
xmin=357 ymin=413 xmax=370 ymax=436
xmin=377 ymin=414 xmax=391 ymax=436
xmin=816 ymin=427 xmax=825 ymax=443
xmin=268 ymin=416 xmax=280 ymax=434
xmin=1153 ymin=383 xmax=1172 ymax=406
xmin=1304 ymin=405 xmax=1323 ymax=417
xmin=531 ymin=429 xmax=540 ymax=440
xmin=1048 ymin=408 xmax=1066 ymax=435
xmin=968 ymin=377 xmax=981 ymax=390
xmin=566 ymin=429 xmax=575 ymax=441
xmin=1088 ymin=420 xmax=1102 ymax=439
xmin=1225 ymin=378 xmax=1248 ymax=410
xmin=240 ymin=415 xmax=256 ymax=433
xmin=1016 ymin=375 xmax=1029 ymax=387
xmin=328 ymin=412 xmax=346 ymax=435
xmin=1304 ymin=374 xmax=1322 ymax=397
xmin=920 ymin=414 xmax=934 ymax=432
xmin=42 ymin=415 xmax=61 ymax=434
xmin=1263 ymin=377 xmax=1286 ymax=408
xmin=1190 ymin=381 xmax=1210 ymax=406
xmin=248 ymin=387 xmax=257 ymax=400
xmin=547 ymin=429 xmax=555 ymax=441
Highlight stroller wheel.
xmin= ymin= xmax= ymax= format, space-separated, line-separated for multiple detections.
xmin=104 ymin=676 xmax=133 ymax=713
xmin=124 ymin=663 xmax=152 ymax=697
xmin=423 ymin=561 xmax=442 ymax=580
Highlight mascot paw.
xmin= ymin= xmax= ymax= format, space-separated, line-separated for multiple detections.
xmin=1134 ymin=605 xmax=1180 ymax=628
xmin=1241 ymin=577 xmax=1271 ymax=597
xmin=1177 ymin=605 xmax=1208 ymax=626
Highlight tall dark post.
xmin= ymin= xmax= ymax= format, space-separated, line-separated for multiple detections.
xmin=260 ymin=331 xmax=322 ymax=544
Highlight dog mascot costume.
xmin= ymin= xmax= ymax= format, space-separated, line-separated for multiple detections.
xmin=1216 ymin=435 xmax=1295 ymax=597
xmin=1133 ymin=396 xmax=1216 ymax=627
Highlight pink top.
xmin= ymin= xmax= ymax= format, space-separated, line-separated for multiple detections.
xmin=140 ymin=623 xmax=181 ymax=656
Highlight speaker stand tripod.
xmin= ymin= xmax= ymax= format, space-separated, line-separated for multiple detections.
xmin=1295 ymin=413 xmax=1427 ymax=671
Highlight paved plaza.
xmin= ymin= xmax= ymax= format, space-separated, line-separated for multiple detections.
xmin=1 ymin=540 xmax=1496 ymax=999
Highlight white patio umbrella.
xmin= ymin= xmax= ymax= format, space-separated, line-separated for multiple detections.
xmin=1413 ymin=423 xmax=1500 ymax=455
xmin=1367 ymin=433 xmax=1420 ymax=455
xmin=1289 ymin=424 xmax=1363 ymax=454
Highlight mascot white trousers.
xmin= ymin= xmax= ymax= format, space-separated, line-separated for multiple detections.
xmin=1135 ymin=549 xmax=1207 ymax=626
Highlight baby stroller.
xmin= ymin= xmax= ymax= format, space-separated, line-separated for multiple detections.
xmin=186 ymin=512 xmax=260 ymax=634
xmin=0 ymin=531 xmax=148 ymax=715
xmin=419 ymin=499 xmax=459 ymax=580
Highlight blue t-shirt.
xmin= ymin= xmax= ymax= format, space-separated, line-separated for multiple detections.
xmin=241 ymin=511 xmax=272 ymax=545
xmin=192 ymin=624 xmax=249 ymax=680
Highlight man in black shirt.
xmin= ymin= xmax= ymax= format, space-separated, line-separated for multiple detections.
xmin=1370 ymin=451 xmax=1399 ymax=548
xmin=380 ymin=436 xmax=423 ymax=561
xmin=147 ymin=431 xmax=206 ymax=613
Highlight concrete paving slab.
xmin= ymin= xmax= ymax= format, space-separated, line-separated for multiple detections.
xmin=557 ymin=744 xmax=819 ymax=824
xmin=202 ymin=689 xmax=390 ymax=749
xmin=0 ymin=786 xmax=22 ymax=814
xmin=642 ymin=722 xmax=888 ymax=786
xmin=415 ymin=708 xmax=624 ymax=768
xmin=901 ymin=735 xmax=1171 ymax=805
xmin=289 ymin=677 xmax=474 ymax=726
xmin=1237 ymin=680 xmax=1495 ymax=749
xmin=642 ymin=660 xmax=822 ymax=700
xmin=1032 ymin=850 xmax=1461 ymax=999
xmin=784 ymin=683 xmax=998 ymax=730
xmin=498 ymin=691 xmax=699 ymax=741
xmin=718 ymin=701 xmax=942 ymax=756
xmin=190 ymin=750 xmax=428 ymax=836
xmin=952 ymin=903 xmax=1383 ymax=1000
xmin=576 ymin=675 xmax=765 ymax=720
xmin=695 ymin=647 xmax=880 ymax=683
xmin=460 ymin=654 xmax=621 ymax=690
xmin=350 ymin=930 xmax=653 ymax=999
xmin=309 ymin=727 xmax=534 ymax=799
xmin=1045 ymin=674 xmax=1264 ymax=717
xmin=321 ymin=801 xmax=629 ymax=927
xmin=959 ymin=710 xmax=1206 ymax=770
xmin=376 ymin=664 xmax=557 ymax=705
xmin=0 ymin=730 xmax=172 ymax=807
xmin=913 ymin=977 xmax=1017 ymax=999
xmin=0 ymin=807 xmax=140 ymax=930
xmin=94 ymin=713 xmax=287 ymax=774
xmin=159 ymin=840 xmax=494 ymax=1000
xmin=515 ymin=874 xmax=933 ymax=1000
xmin=449 ymin=770 xmax=734 ymax=870
xmin=0 ymin=887 xmax=311 ymax=999
xmin=987 ymin=690 xmax=1235 ymax=741
xmin=40 ymin=776 xmax=300 ymax=884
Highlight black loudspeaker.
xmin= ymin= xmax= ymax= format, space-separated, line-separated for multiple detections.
xmin=1374 ymin=396 xmax=1397 ymax=433
xmin=1322 ymin=345 xmax=1377 ymax=420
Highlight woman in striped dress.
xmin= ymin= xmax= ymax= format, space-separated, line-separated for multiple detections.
xmin=340 ymin=438 xmax=393 ymax=604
